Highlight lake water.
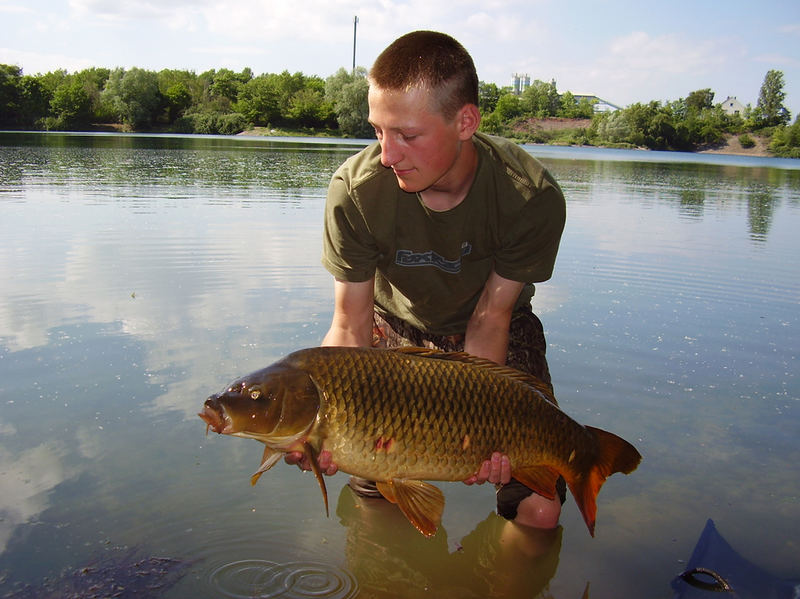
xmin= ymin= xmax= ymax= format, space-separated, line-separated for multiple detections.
xmin=0 ymin=131 xmax=798 ymax=598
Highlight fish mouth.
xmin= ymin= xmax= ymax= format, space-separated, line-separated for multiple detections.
xmin=198 ymin=396 xmax=230 ymax=434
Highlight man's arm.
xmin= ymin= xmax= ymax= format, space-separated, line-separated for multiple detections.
xmin=321 ymin=278 xmax=375 ymax=347
xmin=463 ymin=269 xmax=525 ymax=366
xmin=463 ymin=270 xmax=524 ymax=485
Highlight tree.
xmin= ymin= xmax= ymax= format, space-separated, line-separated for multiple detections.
xmin=163 ymin=82 xmax=192 ymax=122
xmin=206 ymin=67 xmax=252 ymax=109
xmin=593 ymin=110 xmax=632 ymax=145
xmin=73 ymin=68 xmax=111 ymax=122
xmin=769 ymin=115 xmax=800 ymax=158
xmin=478 ymin=81 xmax=500 ymax=115
xmin=493 ymin=93 xmax=523 ymax=121
xmin=286 ymin=87 xmax=333 ymax=127
xmin=235 ymin=75 xmax=281 ymax=126
xmin=49 ymin=77 xmax=92 ymax=129
xmin=754 ymin=70 xmax=791 ymax=127
xmin=520 ymin=79 xmax=559 ymax=117
xmin=0 ymin=64 xmax=23 ymax=128
xmin=558 ymin=91 xmax=594 ymax=119
xmin=622 ymin=101 xmax=680 ymax=149
xmin=479 ymin=110 xmax=505 ymax=135
xmin=686 ymin=88 xmax=715 ymax=113
xmin=273 ymin=70 xmax=310 ymax=122
xmin=0 ymin=65 xmax=52 ymax=129
xmin=325 ymin=67 xmax=370 ymax=137
xmin=18 ymin=74 xmax=50 ymax=128
xmin=102 ymin=67 xmax=163 ymax=129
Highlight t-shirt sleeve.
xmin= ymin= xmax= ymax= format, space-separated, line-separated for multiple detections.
xmin=494 ymin=175 xmax=566 ymax=283
xmin=321 ymin=172 xmax=380 ymax=282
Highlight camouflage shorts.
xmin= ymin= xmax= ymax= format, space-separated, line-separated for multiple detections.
xmin=371 ymin=307 xmax=565 ymax=518
xmin=371 ymin=306 xmax=552 ymax=387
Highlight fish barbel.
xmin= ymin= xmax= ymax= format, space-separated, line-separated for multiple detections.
xmin=199 ymin=346 xmax=641 ymax=537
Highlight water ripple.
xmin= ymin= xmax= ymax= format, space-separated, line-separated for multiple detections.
xmin=209 ymin=559 xmax=358 ymax=599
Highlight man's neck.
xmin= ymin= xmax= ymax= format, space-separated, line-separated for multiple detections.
xmin=419 ymin=140 xmax=478 ymax=212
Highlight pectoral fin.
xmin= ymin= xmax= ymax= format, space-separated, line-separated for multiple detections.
xmin=250 ymin=446 xmax=284 ymax=486
xmin=375 ymin=479 xmax=444 ymax=538
xmin=511 ymin=465 xmax=561 ymax=501
xmin=303 ymin=442 xmax=329 ymax=517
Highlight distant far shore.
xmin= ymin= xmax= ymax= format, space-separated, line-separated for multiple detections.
xmin=11 ymin=121 xmax=776 ymax=158
xmin=238 ymin=120 xmax=775 ymax=158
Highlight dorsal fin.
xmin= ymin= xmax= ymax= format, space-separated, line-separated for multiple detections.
xmin=389 ymin=346 xmax=558 ymax=406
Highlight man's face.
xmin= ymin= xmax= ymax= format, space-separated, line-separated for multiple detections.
xmin=368 ymin=85 xmax=466 ymax=195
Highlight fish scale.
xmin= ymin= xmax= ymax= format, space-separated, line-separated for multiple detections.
xmin=297 ymin=348 xmax=577 ymax=481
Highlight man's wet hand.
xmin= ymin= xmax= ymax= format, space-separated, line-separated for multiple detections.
xmin=284 ymin=449 xmax=338 ymax=476
xmin=463 ymin=452 xmax=511 ymax=485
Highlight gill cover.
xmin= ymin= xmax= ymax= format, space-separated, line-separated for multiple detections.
xmin=218 ymin=361 xmax=321 ymax=444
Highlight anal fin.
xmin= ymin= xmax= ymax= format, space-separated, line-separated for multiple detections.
xmin=376 ymin=479 xmax=444 ymax=538
xmin=511 ymin=465 xmax=560 ymax=501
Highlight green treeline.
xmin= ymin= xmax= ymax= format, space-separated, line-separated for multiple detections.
xmin=1 ymin=63 xmax=798 ymax=157
xmin=0 ymin=64 xmax=372 ymax=137
xmin=479 ymin=70 xmax=798 ymax=158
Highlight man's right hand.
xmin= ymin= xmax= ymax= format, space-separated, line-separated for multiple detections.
xmin=284 ymin=449 xmax=338 ymax=476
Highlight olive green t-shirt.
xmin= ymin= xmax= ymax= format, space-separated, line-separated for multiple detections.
xmin=321 ymin=132 xmax=566 ymax=336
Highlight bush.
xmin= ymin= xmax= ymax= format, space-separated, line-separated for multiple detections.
xmin=171 ymin=112 xmax=247 ymax=135
xmin=769 ymin=119 xmax=800 ymax=158
xmin=738 ymin=133 xmax=755 ymax=148
xmin=216 ymin=113 xmax=247 ymax=135
xmin=479 ymin=111 xmax=509 ymax=136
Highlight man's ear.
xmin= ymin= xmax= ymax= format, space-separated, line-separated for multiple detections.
xmin=456 ymin=103 xmax=481 ymax=140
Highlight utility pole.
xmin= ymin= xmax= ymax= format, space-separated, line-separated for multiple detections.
xmin=352 ymin=16 xmax=359 ymax=74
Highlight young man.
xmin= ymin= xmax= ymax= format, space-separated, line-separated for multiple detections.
xmin=289 ymin=30 xmax=567 ymax=529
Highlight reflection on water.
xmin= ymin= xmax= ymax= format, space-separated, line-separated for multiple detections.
xmin=1 ymin=133 xmax=799 ymax=598
xmin=336 ymin=487 xmax=562 ymax=598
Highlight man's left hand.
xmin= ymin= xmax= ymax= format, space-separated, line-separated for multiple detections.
xmin=464 ymin=451 xmax=511 ymax=485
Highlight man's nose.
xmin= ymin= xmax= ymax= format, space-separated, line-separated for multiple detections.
xmin=380 ymin=136 xmax=401 ymax=167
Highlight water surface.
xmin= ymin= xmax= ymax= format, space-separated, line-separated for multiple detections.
xmin=1 ymin=132 xmax=798 ymax=598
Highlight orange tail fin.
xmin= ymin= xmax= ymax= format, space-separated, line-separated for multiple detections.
xmin=565 ymin=426 xmax=641 ymax=536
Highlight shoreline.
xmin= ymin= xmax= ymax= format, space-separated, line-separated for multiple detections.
xmin=4 ymin=126 xmax=779 ymax=159
xmin=696 ymin=133 xmax=772 ymax=157
xmin=236 ymin=126 xmax=776 ymax=159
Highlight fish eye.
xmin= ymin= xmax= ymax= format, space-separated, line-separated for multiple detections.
xmin=247 ymin=387 xmax=261 ymax=400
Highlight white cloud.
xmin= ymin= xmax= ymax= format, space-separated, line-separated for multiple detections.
xmin=753 ymin=52 xmax=800 ymax=68
xmin=0 ymin=47 xmax=93 ymax=73
xmin=606 ymin=31 xmax=727 ymax=76
xmin=0 ymin=443 xmax=73 ymax=554
xmin=778 ymin=23 xmax=800 ymax=35
xmin=543 ymin=30 xmax=748 ymax=107
xmin=0 ymin=2 xmax=32 ymax=15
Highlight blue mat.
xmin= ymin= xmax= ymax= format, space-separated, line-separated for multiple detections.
xmin=671 ymin=519 xmax=799 ymax=599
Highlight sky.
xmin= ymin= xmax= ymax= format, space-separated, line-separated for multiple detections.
xmin=2 ymin=0 xmax=800 ymax=118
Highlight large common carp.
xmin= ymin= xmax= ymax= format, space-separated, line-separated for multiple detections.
xmin=199 ymin=346 xmax=641 ymax=537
